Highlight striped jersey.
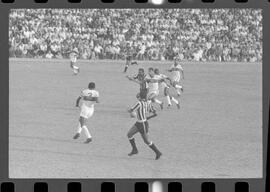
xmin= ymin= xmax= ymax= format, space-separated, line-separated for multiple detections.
xmin=133 ymin=74 xmax=148 ymax=93
xmin=131 ymin=100 xmax=155 ymax=122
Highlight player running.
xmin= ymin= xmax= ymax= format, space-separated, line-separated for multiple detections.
xmin=126 ymin=68 xmax=148 ymax=96
xmin=167 ymin=57 xmax=184 ymax=96
xmin=69 ymin=49 xmax=80 ymax=75
xmin=154 ymin=68 xmax=180 ymax=109
xmin=127 ymin=92 xmax=162 ymax=160
xmin=73 ymin=82 xmax=99 ymax=143
xmin=123 ymin=44 xmax=138 ymax=73
xmin=145 ymin=67 xmax=164 ymax=109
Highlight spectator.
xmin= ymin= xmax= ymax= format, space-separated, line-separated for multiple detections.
xmin=9 ymin=9 xmax=262 ymax=62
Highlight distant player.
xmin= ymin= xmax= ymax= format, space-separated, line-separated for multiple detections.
xmin=127 ymin=92 xmax=162 ymax=160
xmin=73 ymin=82 xmax=99 ymax=143
xmin=126 ymin=68 xmax=148 ymax=96
xmin=154 ymin=68 xmax=180 ymax=109
xmin=167 ymin=57 xmax=184 ymax=96
xmin=145 ymin=67 xmax=164 ymax=109
xmin=123 ymin=44 xmax=138 ymax=73
xmin=70 ymin=49 xmax=80 ymax=75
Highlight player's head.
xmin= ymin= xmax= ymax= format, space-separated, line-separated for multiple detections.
xmin=148 ymin=67 xmax=155 ymax=76
xmin=88 ymin=82 xmax=95 ymax=90
xmin=138 ymin=68 xmax=144 ymax=75
xmin=154 ymin=68 xmax=160 ymax=75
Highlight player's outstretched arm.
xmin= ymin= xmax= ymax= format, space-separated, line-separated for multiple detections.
xmin=127 ymin=76 xmax=140 ymax=84
xmin=76 ymin=97 xmax=81 ymax=107
xmin=147 ymin=113 xmax=157 ymax=120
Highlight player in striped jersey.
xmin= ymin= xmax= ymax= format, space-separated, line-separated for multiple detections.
xmin=127 ymin=92 xmax=162 ymax=160
xmin=126 ymin=68 xmax=148 ymax=96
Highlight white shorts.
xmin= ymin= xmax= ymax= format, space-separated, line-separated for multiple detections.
xmin=73 ymin=65 xmax=79 ymax=70
xmin=80 ymin=105 xmax=94 ymax=119
xmin=147 ymin=90 xmax=159 ymax=100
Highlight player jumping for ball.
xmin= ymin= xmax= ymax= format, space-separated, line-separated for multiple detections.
xmin=73 ymin=82 xmax=99 ymax=143
xmin=145 ymin=67 xmax=164 ymax=110
xmin=167 ymin=57 xmax=184 ymax=96
xmin=123 ymin=44 xmax=138 ymax=73
xmin=127 ymin=92 xmax=162 ymax=160
xmin=154 ymin=68 xmax=180 ymax=109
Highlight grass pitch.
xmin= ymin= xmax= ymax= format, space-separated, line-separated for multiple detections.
xmin=9 ymin=58 xmax=262 ymax=178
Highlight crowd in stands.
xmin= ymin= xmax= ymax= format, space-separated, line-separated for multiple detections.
xmin=9 ymin=9 xmax=262 ymax=62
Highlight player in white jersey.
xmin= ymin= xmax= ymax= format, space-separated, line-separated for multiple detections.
xmin=167 ymin=57 xmax=184 ymax=96
xmin=73 ymin=82 xmax=99 ymax=143
xmin=145 ymin=68 xmax=164 ymax=110
xmin=70 ymin=49 xmax=80 ymax=75
xmin=154 ymin=68 xmax=180 ymax=109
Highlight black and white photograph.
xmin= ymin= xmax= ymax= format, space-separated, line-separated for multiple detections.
xmin=9 ymin=9 xmax=262 ymax=178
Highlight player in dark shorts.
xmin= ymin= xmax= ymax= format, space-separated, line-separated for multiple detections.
xmin=126 ymin=68 xmax=148 ymax=96
xmin=127 ymin=92 xmax=162 ymax=160
xmin=123 ymin=45 xmax=138 ymax=73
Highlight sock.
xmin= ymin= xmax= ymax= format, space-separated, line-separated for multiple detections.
xmin=124 ymin=66 xmax=128 ymax=72
xmin=176 ymin=89 xmax=181 ymax=95
xmin=129 ymin=138 xmax=138 ymax=151
xmin=82 ymin=126 xmax=91 ymax=138
xmin=77 ymin=124 xmax=82 ymax=134
xmin=171 ymin=97 xmax=179 ymax=104
xmin=154 ymin=99 xmax=162 ymax=105
xmin=148 ymin=142 xmax=161 ymax=155
xmin=175 ymin=85 xmax=182 ymax=89
xmin=166 ymin=96 xmax=172 ymax=105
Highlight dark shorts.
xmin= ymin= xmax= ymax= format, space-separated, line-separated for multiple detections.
xmin=139 ymin=89 xmax=148 ymax=96
xmin=134 ymin=121 xmax=149 ymax=134
xmin=126 ymin=55 xmax=132 ymax=61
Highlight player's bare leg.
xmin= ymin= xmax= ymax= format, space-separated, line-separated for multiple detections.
xmin=73 ymin=121 xmax=82 ymax=139
xmin=173 ymin=82 xmax=183 ymax=96
xmin=123 ymin=59 xmax=130 ymax=73
xmin=79 ymin=117 xmax=92 ymax=143
xmin=164 ymin=88 xmax=172 ymax=108
xmin=149 ymin=94 xmax=163 ymax=110
xmin=127 ymin=125 xmax=140 ymax=156
xmin=131 ymin=61 xmax=138 ymax=65
xmin=151 ymin=98 xmax=163 ymax=110
xmin=140 ymin=125 xmax=162 ymax=160
xmin=171 ymin=96 xmax=180 ymax=109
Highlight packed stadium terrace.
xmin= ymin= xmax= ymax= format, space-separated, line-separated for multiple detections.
xmin=9 ymin=9 xmax=262 ymax=62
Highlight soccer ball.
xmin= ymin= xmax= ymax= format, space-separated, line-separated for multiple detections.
xmin=130 ymin=111 xmax=136 ymax=118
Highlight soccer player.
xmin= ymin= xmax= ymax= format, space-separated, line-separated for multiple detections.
xmin=123 ymin=44 xmax=138 ymax=73
xmin=73 ymin=82 xmax=99 ymax=143
xmin=154 ymin=68 xmax=180 ymax=109
xmin=126 ymin=68 xmax=148 ymax=96
xmin=127 ymin=92 xmax=162 ymax=160
xmin=145 ymin=67 xmax=164 ymax=109
xmin=167 ymin=57 xmax=184 ymax=96
xmin=69 ymin=49 xmax=80 ymax=75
